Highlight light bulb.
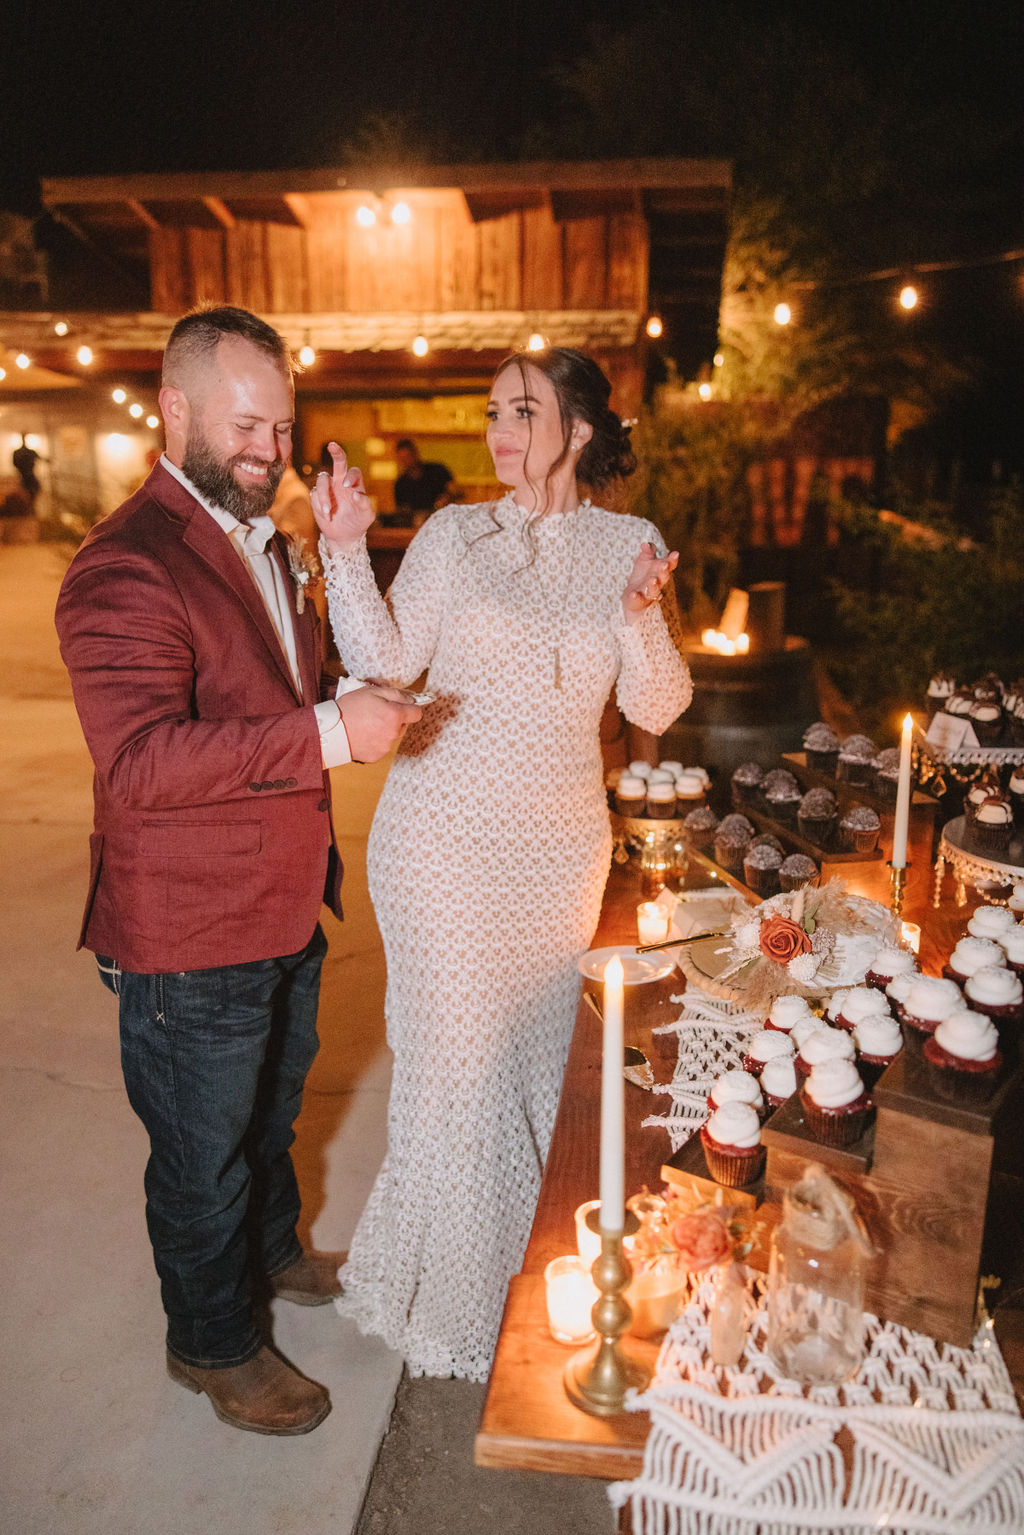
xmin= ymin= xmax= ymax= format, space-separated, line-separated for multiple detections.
xmin=112 ymin=387 xmax=127 ymax=404
xmin=76 ymin=345 xmax=93 ymax=366
xmin=356 ymin=204 xmax=376 ymax=227
xmin=698 ymin=382 xmax=712 ymax=400
xmin=412 ymin=334 xmax=429 ymax=357
xmin=645 ymin=315 xmax=663 ymax=339
xmin=15 ymin=353 xmax=30 ymax=369
xmin=391 ymin=201 xmax=412 ymax=225
xmin=0 ymin=367 xmax=6 ymax=382
xmin=527 ymin=332 xmax=545 ymax=352
xmin=899 ymin=284 xmax=919 ymax=311
xmin=129 ymin=402 xmax=144 ymax=418
xmin=54 ymin=320 xmax=69 ymax=337
xmin=146 ymin=415 xmax=159 ymax=429
xmin=713 ymin=351 xmax=724 ymax=367
xmin=299 ymin=344 xmax=316 ymax=367
xmin=774 ymin=303 xmax=792 ymax=326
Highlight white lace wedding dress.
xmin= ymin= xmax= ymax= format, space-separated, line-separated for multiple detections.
xmin=322 ymin=495 xmax=691 ymax=1380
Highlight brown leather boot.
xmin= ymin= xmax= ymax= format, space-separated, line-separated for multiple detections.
xmin=167 ymin=1346 xmax=331 ymax=1434
xmin=268 ymin=1251 xmax=346 ymax=1306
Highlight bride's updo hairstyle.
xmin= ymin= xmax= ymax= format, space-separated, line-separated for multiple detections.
xmin=494 ymin=347 xmax=637 ymax=489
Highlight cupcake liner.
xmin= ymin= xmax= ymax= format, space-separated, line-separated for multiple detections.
xmin=699 ymin=1127 xmax=765 ymax=1188
xmin=743 ymin=864 xmax=780 ymax=898
xmin=922 ymin=1038 xmax=1001 ymax=1104
xmin=970 ymin=717 xmax=1004 ymax=746
xmin=837 ymin=760 xmax=873 ymax=786
xmin=798 ymin=1087 xmax=873 ymax=1147
xmin=971 ymin=822 xmax=1013 ymax=854
xmin=857 ymin=1052 xmax=898 ymax=1089
xmin=842 ymin=825 xmax=880 ymax=853
xmin=797 ymin=813 xmax=837 ymax=850
xmin=805 ymin=748 xmax=839 ymax=775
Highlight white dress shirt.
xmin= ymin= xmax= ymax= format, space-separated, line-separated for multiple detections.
xmin=160 ymin=455 xmax=358 ymax=767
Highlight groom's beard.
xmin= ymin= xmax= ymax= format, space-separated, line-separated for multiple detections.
xmin=182 ymin=426 xmax=285 ymax=524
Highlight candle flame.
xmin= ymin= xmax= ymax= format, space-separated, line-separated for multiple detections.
xmin=903 ymin=713 xmax=913 ymax=732
xmin=604 ymin=954 xmax=624 ymax=985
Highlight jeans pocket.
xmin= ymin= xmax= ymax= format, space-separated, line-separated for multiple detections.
xmin=96 ymin=955 xmax=121 ymax=997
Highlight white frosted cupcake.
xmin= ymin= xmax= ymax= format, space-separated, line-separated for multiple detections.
xmin=997 ymin=925 xmax=1024 ymax=974
xmin=760 ymin=1056 xmax=798 ymax=1109
xmin=741 ymin=1028 xmax=796 ymax=1075
xmin=854 ymin=1012 xmax=904 ymax=1085
xmin=764 ymin=994 xmax=817 ymax=1035
xmin=700 ymin=1101 xmax=764 ymax=1187
xmin=945 ymin=936 xmax=1007 ymax=986
xmin=790 ymin=1013 xmax=824 ymax=1050
xmin=1008 ymin=884 xmax=1024 ymax=914
xmin=708 ymin=1069 xmax=765 ymax=1116
xmin=963 ymin=965 xmax=1024 ymax=1027
xmin=966 ymin=905 xmax=1018 ymax=942
xmin=795 ymin=1026 xmax=856 ymax=1077
xmin=833 ymin=986 xmax=892 ymax=1033
xmin=824 ymin=988 xmax=850 ymax=1025
xmin=683 ymin=766 xmax=711 ymax=790
xmin=615 ymin=775 xmax=647 ymax=816
xmin=924 ymin=1008 xmax=1002 ymax=1102
xmin=673 ymin=770 xmax=707 ymax=809
xmin=646 ymin=780 xmax=677 ymax=819
xmin=658 ymin=760 xmax=684 ymax=778
xmin=799 ymin=1058 xmax=872 ymax=1146
xmin=628 ymin=760 xmax=653 ymax=780
xmin=886 ymin=970 xmax=918 ymax=1017
xmin=900 ymin=975 xmax=965 ymax=1044
xmin=865 ymin=944 xmax=918 ymax=991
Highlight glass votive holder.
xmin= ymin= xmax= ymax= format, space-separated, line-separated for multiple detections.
xmin=574 ymin=1199 xmax=602 ymax=1265
xmin=544 ymin=1255 xmax=598 ymax=1344
xmin=900 ymin=921 xmax=921 ymax=954
xmin=637 ymin=901 xmax=671 ymax=946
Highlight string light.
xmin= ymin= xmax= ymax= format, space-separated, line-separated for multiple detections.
xmin=0 ymin=367 xmax=6 ymax=382
xmin=15 ymin=353 xmax=30 ymax=369
xmin=527 ymin=332 xmax=546 ymax=352
xmin=645 ymin=315 xmax=663 ymax=338
xmin=412 ymin=334 xmax=429 ymax=357
xmin=391 ymin=201 xmax=412 ymax=225
xmin=356 ymin=204 xmax=377 ymax=227
xmin=146 ymin=415 xmax=160 ymax=429
xmin=129 ymin=403 xmax=144 ymax=418
xmin=54 ymin=320 xmax=69 ymax=337
xmin=773 ymin=303 xmax=792 ymax=326
xmin=713 ymin=352 xmax=724 ymax=367
xmin=899 ymin=284 xmax=919 ymax=310
xmin=112 ymin=387 xmax=127 ymax=403
xmin=76 ymin=345 xmax=93 ymax=366
xmin=698 ymin=382 xmax=712 ymax=400
xmin=298 ymin=342 xmax=316 ymax=367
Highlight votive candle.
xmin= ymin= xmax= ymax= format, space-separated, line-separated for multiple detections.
xmin=900 ymin=921 xmax=921 ymax=954
xmin=637 ymin=901 xmax=670 ymax=946
xmin=544 ymin=1255 xmax=598 ymax=1344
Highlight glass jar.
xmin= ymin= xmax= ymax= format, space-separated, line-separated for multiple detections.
xmin=639 ymin=831 xmax=674 ymax=898
xmin=625 ymin=1192 xmax=685 ymax=1339
xmin=766 ymin=1163 xmax=872 ymax=1387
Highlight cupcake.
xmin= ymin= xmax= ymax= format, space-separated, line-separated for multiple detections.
xmin=944 ymin=687 xmax=975 ymax=719
xmin=714 ymin=814 xmax=755 ymax=873
xmin=741 ymin=1028 xmax=796 ymax=1076
xmin=840 ymin=805 xmax=881 ymax=853
xmin=966 ymin=904 xmax=1018 ymax=942
xmin=646 ymin=780 xmax=677 ymax=819
xmin=764 ymin=994 xmax=817 ymax=1035
xmin=789 ymin=1014 xmax=824 ymax=1051
xmin=824 ymin=988 xmax=851 ymax=1026
xmin=699 ymin=1102 xmax=765 ymax=1187
xmin=797 ymin=787 xmax=838 ymax=848
xmin=683 ymin=805 xmax=719 ymax=851
xmin=673 ymin=770 xmax=707 ymax=813
xmin=832 ymin=986 xmax=891 ymax=1034
xmin=759 ymin=1055 xmax=799 ymax=1109
xmin=872 ymin=747 xmax=901 ymax=803
xmin=969 ymin=700 xmax=1003 ymax=746
xmin=743 ymin=840 xmax=783 ymax=896
xmin=900 ymin=975 xmax=966 ymax=1044
xmin=1008 ymin=767 xmax=1024 ymax=826
xmin=707 ymin=1068 xmax=764 ymax=1117
xmin=799 ymin=1058 xmax=873 ymax=1147
xmin=964 ymin=768 xmax=1001 ymax=827
xmin=794 ymin=1025 xmax=856 ymax=1077
xmin=658 ymin=760 xmax=684 ymax=778
xmin=973 ymin=673 xmax=1004 ymax=704
xmin=779 ymin=853 xmax=819 ymax=892
xmin=731 ymin=761 xmax=764 ymax=806
xmin=1012 ymin=701 xmax=1024 ymax=747
xmin=803 ymin=722 xmax=840 ymax=776
xmin=997 ymin=925 xmax=1024 ymax=975
xmin=761 ymin=768 xmax=802 ymax=826
xmin=615 ymin=775 xmax=647 ymax=817
xmin=853 ymin=1012 xmax=904 ymax=1086
xmin=684 ymin=767 xmax=712 ymax=791
xmin=945 ymin=936 xmax=1007 ymax=987
xmin=865 ymin=943 xmax=917 ymax=991
xmin=923 ymin=1008 xmax=1002 ymax=1103
xmin=925 ymin=670 xmax=956 ymax=719
xmin=1009 ymin=884 xmax=1024 ymax=915
xmin=837 ymin=733 xmax=876 ymax=786
xmin=963 ymin=965 xmax=1024 ymax=1028
xmin=628 ymin=760 xmax=653 ymax=781
xmin=885 ymin=970 xmax=917 ymax=1018
xmin=971 ymin=792 xmax=1014 ymax=854
xmin=750 ymin=832 xmax=785 ymax=854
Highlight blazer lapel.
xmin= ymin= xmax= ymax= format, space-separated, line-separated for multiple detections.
xmin=270 ymin=531 xmax=322 ymax=703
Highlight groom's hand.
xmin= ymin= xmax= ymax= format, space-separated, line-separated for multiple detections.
xmin=311 ymin=442 xmax=376 ymax=553
xmin=338 ymin=685 xmax=421 ymax=762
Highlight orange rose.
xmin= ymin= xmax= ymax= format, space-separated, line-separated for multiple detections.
xmin=669 ymin=1211 xmax=731 ymax=1271
xmin=759 ymin=914 xmax=812 ymax=964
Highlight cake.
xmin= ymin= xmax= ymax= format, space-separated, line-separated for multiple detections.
xmin=853 ymin=1012 xmax=904 ymax=1086
xmin=899 ymin=975 xmax=966 ymax=1044
xmin=764 ymin=994 xmax=817 ymax=1035
xmin=962 ymin=965 xmax=1024 ymax=1027
xmin=731 ymin=761 xmax=764 ymax=806
xmin=803 ymin=722 xmax=840 ymax=775
xmin=840 ymin=805 xmax=881 ymax=853
xmin=741 ymin=1028 xmax=796 ymax=1075
xmin=761 ymin=768 xmax=801 ymax=826
xmin=759 ymin=1055 xmax=799 ymax=1109
xmin=837 ymin=733 xmax=876 ymax=786
xmin=699 ymin=1102 xmax=765 ymax=1187
xmin=925 ymin=670 xmax=956 ymax=719
xmin=707 ymin=1069 xmax=765 ymax=1116
xmin=797 ymin=787 xmax=838 ymax=848
xmin=799 ymin=1059 xmax=873 ymax=1146
xmin=683 ymin=805 xmax=719 ymax=851
xmin=743 ymin=840 xmax=783 ymax=896
xmin=923 ymin=1008 xmax=1002 ymax=1103
xmin=779 ymin=853 xmax=819 ymax=891
xmin=971 ymin=792 xmax=1014 ymax=853
xmin=794 ymin=1025 xmax=856 ymax=1077
xmin=864 ymin=943 xmax=917 ymax=991
xmin=944 ymin=935 xmax=1007 ymax=987
xmin=832 ymin=985 xmax=892 ymax=1033
xmin=966 ymin=904 xmax=1018 ymax=942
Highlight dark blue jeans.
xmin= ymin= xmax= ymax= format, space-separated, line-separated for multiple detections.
xmin=99 ymin=924 xmax=328 ymax=1368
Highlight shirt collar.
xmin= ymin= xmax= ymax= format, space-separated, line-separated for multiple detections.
xmin=160 ymin=454 xmax=277 ymax=555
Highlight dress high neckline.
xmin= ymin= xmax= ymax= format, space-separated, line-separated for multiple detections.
xmin=497 ymin=490 xmax=592 ymax=525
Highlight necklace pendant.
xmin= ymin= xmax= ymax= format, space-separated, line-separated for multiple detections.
xmin=553 ymin=645 xmax=562 ymax=690
xmin=295 ymin=587 xmax=305 ymax=616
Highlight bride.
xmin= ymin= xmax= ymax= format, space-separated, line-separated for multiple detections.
xmin=312 ymin=347 xmax=691 ymax=1380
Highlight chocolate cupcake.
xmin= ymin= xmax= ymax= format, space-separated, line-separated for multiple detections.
xmin=683 ymin=805 xmax=719 ymax=851
xmin=1009 ymin=767 xmax=1024 ymax=826
xmin=743 ymin=840 xmax=783 ymax=896
xmin=864 ymin=943 xmax=917 ymax=991
xmin=1011 ymin=700 xmax=1024 ymax=747
xmin=803 ymin=721 xmax=840 ymax=776
xmin=872 ymin=747 xmax=901 ymax=803
xmin=799 ymin=1059 xmax=873 ymax=1147
xmin=741 ymin=1028 xmax=796 ymax=1076
xmin=969 ymin=700 xmax=1003 ymax=746
xmin=699 ymin=1102 xmax=765 ymax=1188
xmin=833 ymin=985 xmax=892 ymax=1034
xmin=966 ymin=904 xmax=1018 ymax=943
xmin=779 ymin=853 xmax=819 ymax=892
xmin=707 ymin=1068 xmax=765 ymax=1118
xmin=944 ymin=687 xmax=975 ymax=720
xmin=714 ymin=825 xmax=753 ymax=873
xmin=797 ymin=787 xmax=838 ymax=848
xmin=731 ymin=760 xmax=764 ymax=807
xmin=750 ymin=832 xmax=785 ymax=854
xmin=794 ymin=1025 xmax=856 ymax=1077
xmin=840 ymin=805 xmax=880 ymax=853
xmin=945 ymin=936 xmax=1007 ymax=987
xmin=925 ymin=670 xmax=956 ymax=719
xmin=923 ymin=1008 xmax=1002 ymax=1103
xmin=853 ymin=1012 xmax=903 ymax=1087
xmin=837 ymin=733 xmax=876 ymax=786
xmin=971 ymin=791 xmax=1014 ymax=854
xmin=761 ymin=768 xmax=802 ymax=827
xmin=759 ymin=1055 xmax=799 ymax=1110
xmin=963 ymin=965 xmax=1024 ymax=1028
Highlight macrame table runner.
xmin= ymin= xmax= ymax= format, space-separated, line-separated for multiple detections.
xmin=641 ymin=984 xmax=764 ymax=1152
xmin=610 ymin=1273 xmax=1024 ymax=1535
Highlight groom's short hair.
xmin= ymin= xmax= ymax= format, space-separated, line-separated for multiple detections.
xmin=162 ymin=306 xmax=292 ymax=391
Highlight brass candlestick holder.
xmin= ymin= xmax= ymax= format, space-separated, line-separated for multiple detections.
xmin=564 ymin=1209 xmax=651 ymax=1417
xmin=888 ymin=861 xmax=910 ymax=921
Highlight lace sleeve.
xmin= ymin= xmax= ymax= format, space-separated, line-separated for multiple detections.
xmin=614 ymin=518 xmax=692 ymax=734
xmin=319 ymin=512 xmax=453 ymax=685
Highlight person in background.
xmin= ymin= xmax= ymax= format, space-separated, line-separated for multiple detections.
xmin=12 ymin=434 xmax=44 ymax=503
xmin=391 ymin=437 xmax=458 ymax=526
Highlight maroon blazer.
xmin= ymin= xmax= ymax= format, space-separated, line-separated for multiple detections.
xmin=55 ymin=463 xmax=343 ymax=973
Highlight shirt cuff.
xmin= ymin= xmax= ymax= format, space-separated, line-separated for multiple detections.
xmin=314 ymin=699 xmax=352 ymax=768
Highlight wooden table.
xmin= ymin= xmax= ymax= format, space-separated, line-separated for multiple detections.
xmin=475 ymin=817 xmax=1024 ymax=1479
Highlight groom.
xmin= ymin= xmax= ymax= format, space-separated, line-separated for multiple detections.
xmin=56 ymin=306 xmax=419 ymax=1435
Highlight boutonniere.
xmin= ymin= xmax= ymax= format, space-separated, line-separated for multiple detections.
xmin=283 ymin=536 xmax=322 ymax=615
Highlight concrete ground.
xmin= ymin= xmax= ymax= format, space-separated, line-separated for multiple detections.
xmin=0 ymin=543 xmax=614 ymax=1535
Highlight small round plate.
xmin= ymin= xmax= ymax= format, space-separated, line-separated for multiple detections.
xmin=577 ymin=945 xmax=676 ymax=984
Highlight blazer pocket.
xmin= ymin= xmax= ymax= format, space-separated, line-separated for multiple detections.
xmin=139 ymin=821 xmax=262 ymax=857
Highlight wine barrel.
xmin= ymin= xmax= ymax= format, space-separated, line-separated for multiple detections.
xmin=660 ymin=636 xmax=819 ymax=777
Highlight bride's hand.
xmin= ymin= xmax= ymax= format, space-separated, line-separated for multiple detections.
xmin=311 ymin=441 xmax=376 ymax=553
xmin=622 ymin=542 xmax=678 ymax=625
